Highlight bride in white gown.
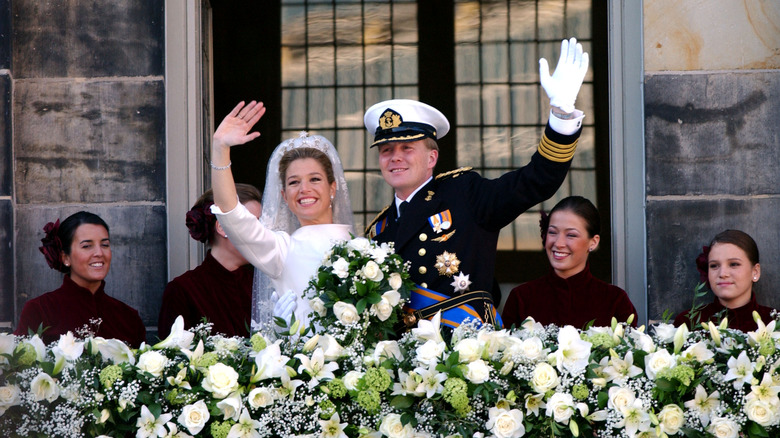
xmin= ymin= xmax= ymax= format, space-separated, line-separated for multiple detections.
xmin=209 ymin=101 xmax=354 ymax=330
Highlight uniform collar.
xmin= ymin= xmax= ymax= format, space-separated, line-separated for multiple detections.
xmin=394 ymin=176 xmax=433 ymax=214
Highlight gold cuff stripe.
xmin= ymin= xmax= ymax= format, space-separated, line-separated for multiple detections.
xmin=538 ymin=134 xmax=577 ymax=162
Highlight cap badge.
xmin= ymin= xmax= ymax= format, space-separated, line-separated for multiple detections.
xmin=435 ymin=251 xmax=460 ymax=277
xmin=379 ymin=109 xmax=403 ymax=130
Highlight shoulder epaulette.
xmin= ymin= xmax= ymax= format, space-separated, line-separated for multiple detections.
xmin=365 ymin=204 xmax=392 ymax=237
xmin=435 ymin=167 xmax=473 ymax=180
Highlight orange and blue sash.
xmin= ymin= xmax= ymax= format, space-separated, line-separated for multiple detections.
xmin=407 ymin=285 xmax=503 ymax=329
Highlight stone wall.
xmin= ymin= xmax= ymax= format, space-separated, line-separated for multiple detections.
xmin=1 ymin=0 xmax=13 ymax=327
xmin=5 ymin=0 xmax=166 ymax=339
xmin=644 ymin=0 xmax=780 ymax=319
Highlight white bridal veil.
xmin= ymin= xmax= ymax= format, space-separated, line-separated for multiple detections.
xmin=251 ymin=131 xmax=355 ymax=329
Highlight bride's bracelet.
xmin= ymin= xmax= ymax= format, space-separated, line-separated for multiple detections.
xmin=210 ymin=161 xmax=232 ymax=170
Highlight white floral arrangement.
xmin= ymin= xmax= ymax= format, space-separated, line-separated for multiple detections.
xmin=4 ymin=277 xmax=780 ymax=437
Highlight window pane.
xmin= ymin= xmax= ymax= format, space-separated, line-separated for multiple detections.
xmin=481 ymin=2 xmax=508 ymax=43
xmin=481 ymin=43 xmax=509 ymax=83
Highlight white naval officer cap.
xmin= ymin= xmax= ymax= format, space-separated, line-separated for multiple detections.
xmin=363 ymin=99 xmax=450 ymax=148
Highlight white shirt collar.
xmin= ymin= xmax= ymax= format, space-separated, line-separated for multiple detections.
xmin=394 ymin=176 xmax=433 ymax=215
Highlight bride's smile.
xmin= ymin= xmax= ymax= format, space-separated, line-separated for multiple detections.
xmin=282 ymin=157 xmax=337 ymax=226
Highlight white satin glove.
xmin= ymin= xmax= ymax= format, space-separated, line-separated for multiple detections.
xmin=539 ymin=37 xmax=589 ymax=115
xmin=272 ymin=291 xmax=297 ymax=326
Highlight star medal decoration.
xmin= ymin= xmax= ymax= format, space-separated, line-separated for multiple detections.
xmin=435 ymin=251 xmax=460 ymax=277
xmin=451 ymin=272 xmax=471 ymax=293
xmin=428 ymin=210 xmax=452 ymax=234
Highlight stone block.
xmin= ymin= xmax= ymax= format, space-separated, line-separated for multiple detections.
xmin=15 ymin=204 xmax=167 ymax=329
xmin=14 ymin=79 xmax=165 ymax=204
xmin=0 ymin=199 xmax=12 ymax=324
xmin=646 ymin=198 xmax=780 ymax=321
xmin=644 ymin=0 xmax=780 ymax=71
xmin=0 ymin=73 xmax=9 ymax=196
xmin=11 ymin=0 xmax=163 ymax=78
xmin=646 ymin=72 xmax=780 ymax=197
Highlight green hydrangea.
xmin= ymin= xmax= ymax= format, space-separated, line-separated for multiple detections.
xmin=327 ymin=378 xmax=348 ymax=399
xmin=99 ymin=365 xmax=123 ymax=389
xmin=250 ymin=333 xmax=267 ymax=352
xmin=572 ymin=383 xmax=589 ymax=400
xmin=759 ymin=340 xmax=775 ymax=357
xmin=585 ymin=333 xmax=617 ymax=349
xmin=443 ymin=378 xmax=470 ymax=415
xmin=210 ymin=420 xmax=235 ymax=438
xmin=14 ymin=342 xmax=37 ymax=367
xmin=658 ymin=364 xmax=695 ymax=387
xmin=356 ymin=388 xmax=381 ymax=413
xmin=193 ymin=351 xmax=219 ymax=368
xmin=319 ymin=399 xmax=336 ymax=419
xmin=364 ymin=367 xmax=392 ymax=392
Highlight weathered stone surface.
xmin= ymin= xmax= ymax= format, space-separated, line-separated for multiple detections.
xmin=0 ymin=73 xmax=9 ymax=196
xmin=646 ymin=198 xmax=780 ymax=321
xmin=0 ymin=0 xmax=10 ymax=69
xmin=15 ymin=205 xmax=167 ymax=329
xmin=646 ymin=72 xmax=780 ymax=197
xmin=644 ymin=0 xmax=780 ymax=71
xmin=0 ymin=200 xmax=12 ymax=324
xmin=14 ymin=79 xmax=165 ymax=204
xmin=11 ymin=0 xmax=163 ymax=78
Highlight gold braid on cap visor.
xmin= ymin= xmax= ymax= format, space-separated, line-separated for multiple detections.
xmin=537 ymin=133 xmax=577 ymax=162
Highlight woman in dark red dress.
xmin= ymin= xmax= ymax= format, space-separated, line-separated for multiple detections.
xmin=502 ymin=196 xmax=637 ymax=329
xmin=15 ymin=211 xmax=147 ymax=347
xmin=157 ymin=183 xmax=262 ymax=338
xmin=674 ymin=230 xmax=773 ymax=332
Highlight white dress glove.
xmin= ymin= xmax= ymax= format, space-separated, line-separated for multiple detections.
xmin=272 ymin=291 xmax=298 ymax=326
xmin=539 ymin=37 xmax=589 ymax=115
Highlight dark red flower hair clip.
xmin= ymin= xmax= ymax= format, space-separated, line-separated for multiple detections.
xmin=695 ymin=245 xmax=711 ymax=287
xmin=539 ymin=210 xmax=550 ymax=245
xmin=39 ymin=219 xmax=66 ymax=272
xmin=186 ymin=202 xmax=217 ymax=243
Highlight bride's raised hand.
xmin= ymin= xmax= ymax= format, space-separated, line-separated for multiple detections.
xmin=213 ymin=101 xmax=266 ymax=149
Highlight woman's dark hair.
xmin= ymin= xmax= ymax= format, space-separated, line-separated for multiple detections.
xmin=709 ymin=229 xmax=759 ymax=265
xmin=186 ymin=183 xmax=262 ymax=244
xmin=539 ymin=196 xmax=600 ymax=244
xmin=39 ymin=211 xmax=109 ymax=273
xmin=278 ymin=147 xmax=335 ymax=187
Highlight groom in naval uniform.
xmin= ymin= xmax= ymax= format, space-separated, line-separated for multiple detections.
xmin=364 ymin=38 xmax=589 ymax=329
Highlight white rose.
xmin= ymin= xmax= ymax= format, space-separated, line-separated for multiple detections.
xmin=745 ymin=396 xmax=780 ymax=427
xmin=658 ymin=404 xmax=685 ymax=435
xmin=248 ymin=387 xmax=275 ymax=408
xmin=520 ymin=337 xmax=545 ymax=361
xmin=372 ymin=297 xmax=395 ymax=322
xmin=545 ymin=392 xmax=575 ymax=423
xmin=465 ymin=359 xmax=491 ymax=384
xmin=343 ymin=370 xmax=364 ymax=391
xmin=485 ymin=407 xmax=525 ymax=438
xmin=0 ymin=385 xmax=20 ymax=407
xmin=415 ymin=340 xmax=445 ymax=364
xmin=137 ymin=350 xmax=168 ymax=378
xmin=309 ymin=297 xmax=327 ymax=317
xmin=332 ymin=257 xmax=350 ymax=279
xmin=370 ymin=246 xmax=388 ymax=264
xmin=202 ymin=363 xmax=239 ymax=399
xmin=30 ymin=372 xmax=59 ymax=402
xmin=388 ymin=272 xmax=403 ymax=290
xmin=333 ymin=302 xmax=360 ymax=324
xmin=454 ymin=338 xmax=482 ymax=363
xmin=608 ymin=386 xmax=636 ymax=411
xmin=178 ymin=400 xmax=210 ymax=435
xmin=531 ymin=362 xmax=560 ymax=394
xmin=653 ymin=323 xmax=678 ymax=343
xmin=379 ymin=413 xmax=414 ymax=438
xmin=645 ymin=349 xmax=676 ymax=380
xmin=362 ymin=260 xmax=384 ymax=282
xmin=708 ymin=416 xmax=740 ymax=438
xmin=347 ymin=237 xmax=372 ymax=254
xmin=212 ymin=336 xmax=241 ymax=353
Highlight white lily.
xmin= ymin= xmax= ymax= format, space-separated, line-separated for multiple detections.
xmin=684 ymin=384 xmax=720 ymax=427
xmin=412 ymin=311 xmax=443 ymax=343
xmin=154 ymin=315 xmax=195 ymax=350
xmin=135 ymin=405 xmax=172 ymax=438
xmin=723 ymin=350 xmax=756 ymax=389
xmin=554 ymin=326 xmax=592 ymax=374
xmin=295 ymin=348 xmax=339 ymax=388
xmin=227 ymin=409 xmax=262 ymax=438
xmin=319 ymin=412 xmax=348 ymax=438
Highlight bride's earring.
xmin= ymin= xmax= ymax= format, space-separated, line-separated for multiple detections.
xmin=330 ymin=194 xmax=335 ymax=208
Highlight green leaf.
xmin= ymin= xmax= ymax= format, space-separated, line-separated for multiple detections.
xmin=356 ymin=298 xmax=367 ymax=314
xmin=390 ymin=395 xmax=415 ymax=409
xmin=747 ymin=421 xmax=770 ymax=438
